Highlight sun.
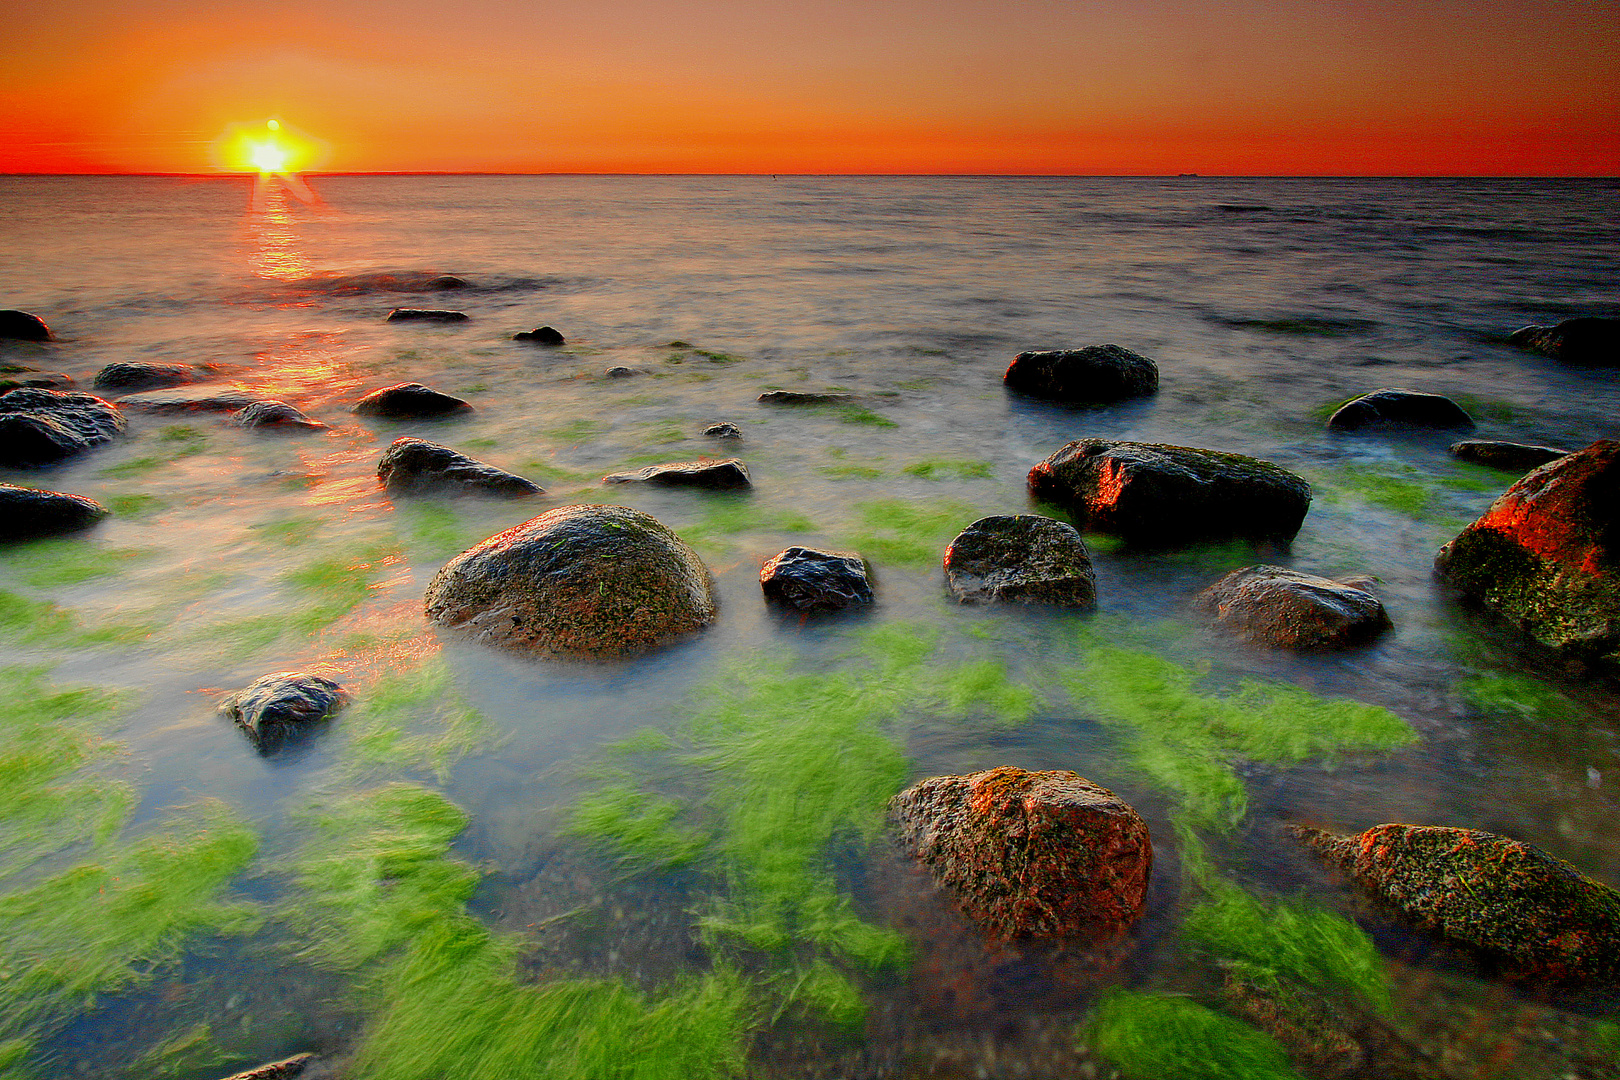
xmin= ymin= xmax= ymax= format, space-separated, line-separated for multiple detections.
xmin=212 ymin=117 xmax=327 ymax=176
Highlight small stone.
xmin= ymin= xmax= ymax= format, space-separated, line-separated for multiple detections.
xmin=387 ymin=308 xmax=468 ymax=322
xmin=757 ymin=390 xmax=856 ymax=405
xmin=604 ymin=366 xmax=638 ymax=378
xmin=1326 ymin=389 xmax=1475 ymax=432
xmin=760 ymin=547 xmax=873 ymax=612
xmin=0 ymin=387 xmax=125 ymax=467
xmin=353 ymin=382 xmax=472 ymax=419
xmin=0 ymin=310 xmax=52 ymax=342
xmin=220 ymin=672 xmax=349 ymax=751
xmin=0 ymin=483 xmax=108 ymax=540
xmin=944 ymin=515 xmax=1095 ymax=607
xmin=214 ymin=1053 xmax=317 ymax=1080
xmin=1449 ymin=439 xmax=1569 ymax=472
xmin=377 ymin=437 xmax=541 ymax=497
xmin=1194 ymin=565 xmax=1391 ymax=649
xmin=703 ymin=422 xmax=742 ymax=439
xmin=514 ymin=325 xmax=565 ymax=344
xmin=602 ymin=458 xmax=750 ymax=489
xmin=232 ymin=400 xmax=326 ymax=430
xmin=92 ymin=362 xmax=195 ymax=393
xmin=1003 ymin=345 xmax=1159 ymax=404
xmin=1509 ymin=317 xmax=1620 ymax=367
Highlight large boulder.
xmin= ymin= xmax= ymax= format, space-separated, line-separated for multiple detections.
xmin=232 ymin=400 xmax=325 ymax=430
xmin=424 ymin=504 xmax=717 ymax=658
xmin=759 ymin=546 xmax=873 ymax=612
xmin=1509 ymin=317 xmax=1620 ymax=367
xmin=943 ymin=514 xmax=1095 ymax=607
xmin=1435 ymin=440 xmax=1620 ymax=669
xmin=353 ymin=382 xmax=472 ymax=419
xmin=1449 ymin=439 xmax=1569 ymax=473
xmin=92 ymin=362 xmax=195 ymax=393
xmin=0 ymin=388 xmax=125 ymax=467
xmin=888 ymin=766 xmax=1151 ymax=941
xmin=1293 ymin=823 xmax=1620 ymax=986
xmin=1194 ymin=565 xmax=1390 ymax=650
xmin=220 ymin=672 xmax=349 ymax=751
xmin=1027 ymin=439 xmax=1311 ymax=546
xmin=1326 ymin=389 xmax=1475 ymax=432
xmin=1003 ymin=345 xmax=1158 ymax=404
xmin=377 ymin=437 xmax=541 ymax=497
xmin=0 ymin=484 xmax=108 ymax=540
xmin=0 ymin=310 xmax=52 ymax=342
xmin=602 ymin=459 xmax=750 ymax=489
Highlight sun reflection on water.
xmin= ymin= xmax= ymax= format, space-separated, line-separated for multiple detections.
xmin=244 ymin=183 xmax=313 ymax=282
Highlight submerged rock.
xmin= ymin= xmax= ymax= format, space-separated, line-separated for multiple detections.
xmin=423 ymin=504 xmax=717 ymax=658
xmin=92 ymin=362 xmax=195 ymax=393
xmin=0 ymin=483 xmax=108 ymax=540
xmin=759 ymin=546 xmax=873 ymax=612
xmin=386 ymin=308 xmax=469 ymax=323
xmin=602 ymin=458 xmax=750 ymax=489
xmin=757 ymin=390 xmax=855 ymax=405
xmin=0 ymin=310 xmax=52 ymax=342
xmin=353 ymin=382 xmax=472 ymax=419
xmin=1003 ymin=345 xmax=1159 ymax=404
xmin=703 ymin=421 xmax=742 ymax=439
xmin=1509 ymin=317 xmax=1620 ymax=367
xmin=1027 ymin=439 xmax=1311 ymax=546
xmin=1194 ymin=565 xmax=1390 ymax=650
xmin=1449 ymin=439 xmax=1569 ymax=472
xmin=514 ymin=325 xmax=565 ymax=344
xmin=1326 ymin=389 xmax=1475 ymax=432
xmin=215 ymin=1052 xmax=318 ymax=1080
xmin=1435 ymin=440 xmax=1620 ymax=669
xmin=377 ymin=437 xmax=541 ymax=497
xmin=232 ymin=399 xmax=326 ymax=430
xmin=116 ymin=385 xmax=263 ymax=412
xmin=0 ymin=387 xmax=125 ymax=467
xmin=943 ymin=514 xmax=1096 ymax=607
xmin=604 ymin=366 xmax=638 ymax=378
xmin=0 ymin=368 xmax=73 ymax=392
xmin=1292 ymin=822 xmax=1620 ymax=986
xmin=221 ymin=672 xmax=349 ymax=751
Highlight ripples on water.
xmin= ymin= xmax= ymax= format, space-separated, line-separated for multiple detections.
xmin=1 ymin=175 xmax=1618 ymax=1078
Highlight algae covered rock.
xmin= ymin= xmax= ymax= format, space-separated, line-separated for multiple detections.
xmin=1003 ymin=345 xmax=1159 ymax=404
xmin=757 ymin=390 xmax=855 ymax=405
xmin=889 ymin=766 xmax=1151 ymax=941
xmin=1326 ymin=389 xmax=1475 ymax=432
xmin=1449 ymin=439 xmax=1569 ymax=473
xmin=1293 ymin=822 xmax=1620 ymax=986
xmin=1194 ymin=565 xmax=1390 ymax=650
xmin=0 ymin=310 xmax=53 ymax=342
xmin=1509 ymin=317 xmax=1620 ymax=367
xmin=353 ymin=382 xmax=472 ymax=419
xmin=424 ymin=504 xmax=717 ymax=658
xmin=759 ymin=546 xmax=873 ymax=612
xmin=943 ymin=514 xmax=1096 ymax=607
xmin=1027 ymin=439 xmax=1311 ymax=546
xmin=602 ymin=458 xmax=750 ymax=489
xmin=1435 ymin=440 xmax=1620 ymax=669
xmin=0 ymin=483 xmax=108 ymax=540
xmin=377 ymin=437 xmax=541 ymax=497
xmin=221 ymin=672 xmax=349 ymax=751
xmin=0 ymin=387 xmax=125 ymax=467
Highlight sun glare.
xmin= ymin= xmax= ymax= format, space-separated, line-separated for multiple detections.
xmin=213 ymin=117 xmax=327 ymax=176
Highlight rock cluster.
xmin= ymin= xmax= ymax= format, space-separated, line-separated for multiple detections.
xmin=1194 ymin=565 xmax=1390 ymax=650
xmin=943 ymin=514 xmax=1095 ymax=607
xmin=759 ymin=546 xmax=873 ymax=612
xmin=1003 ymin=345 xmax=1159 ymax=404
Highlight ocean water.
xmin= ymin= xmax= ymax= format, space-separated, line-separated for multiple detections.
xmin=1 ymin=174 xmax=1618 ymax=1078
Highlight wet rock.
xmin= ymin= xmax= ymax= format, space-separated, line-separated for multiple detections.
xmin=1292 ymin=822 xmax=1620 ymax=986
xmin=1449 ymin=439 xmax=1569 ymax=472
xmin=1220 ymin=974 xmax=1366 ymax=1078
xmin=352 ymin=382 xmax=472 ymax=419
xmin=1194 ymin=565 xmax=1390 ymax=649
xmin=0 ymin=483 xmax=108 ymax=540
xmin=426 ymin=275 xmax=468 ymax=290
xmin=92 ymin=362 xmax=195 ymax=393
xmin=888 ymin=766 xmax=1151 ymax=941
xmin=943 ymin=514 xmax=1096 ymax=607
xmin=604 ymin=366 xmax=638 ymax=378
xmin=1435 ymin=440 xmax=1620 ymax=669
xmin=602 ymin=458 xmax=750 ymax=489
xmin=1027 ymin=439 xmax=1311 ymax=546
xmin=214 ymin=1053 xmax=317 ymax=1080
xmin=0 ymin=310 xmax=52 ymax=342
xmin=387 ymin=308 xmax=468 ymax=323
xmin=514 ymin=325 xmax=565 ymax=344
xmin=757 ymin=390 xmax=856 ymax=405
xmin=1326 ymin=389 xmax=1475 ymax=432
xmin=759 ymin=546 xmax=873 ymax=612
xmin=221 ymin=672 xmax=349 ymax=751
xmin=0 ymin=368 xmax=73 ymax=393
xmin=116 ymin=385 xmax=264 ymax=412
xmin=0 ymin=387 xmax=125 ymax=467
xmin=233 ymin=399 xmax=326 ymax=430
xmin=703 ymin=421 xmax=742 ymax=439
xmin=377 ymin=437 xmax=541 ymax=497
xmin=1509 ymin=317 xmax=1620 ymax=367
xmin=424 ymin=503 xmax=717 ymax=658
xmin=1003 ymin=345 xmax=1159 ymax=404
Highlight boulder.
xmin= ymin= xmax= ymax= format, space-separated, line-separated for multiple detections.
xmin=514 ymin=325 xmax=565 ymax=344
xmin=1292 ymin=823 xmax=1620 ymax=986
xmin=1326 ymin=389 xmax=1474 ymax=432
xmin=92 ymin=362 xmax=195 ymax=393
xmin=943 ymin=514 xmax=1096 ymax=607
xmin=386 ymin=308 xmax=468 ymax=323
xmin=759 ymin=547 xmax=873 ymax=612
xmin=1449 ymin=439 xmax=1569 ymax=473
xmin=115 ymin=386 xmax=263 ymax=412
xmin=1509 ymin=317 xmax=1620 ymax=367
xmin=0 ymin=310 xmax=52 ymax=342
xmin=1003 ymin=345 xmax=1159 ymax=404
xmin=377 ymin=437 xmax=541 ymax=497
xmin=703 ymin=422 xmax=742 ymax=439
xmin=220 ymin=672 xmax=349 ymax=751
xmin=233 ymin=400 xmax=326 ymax=430
xmin=0 ymin=483 xmax=108 ymax=540
xmin=757 ymin=390 xmax=855 ymax=405
xmin=0 ymin=388 xmax=125 ymax=467
xmin=889 ymin=766 xmax=1151 ymax=941
xmin=423 ymin=504 xmax=717 ymax=658
xmin=352 ymin=382 xmax=472 ymax=419
xmin=1194 ymin=565 xmax=1390 ymax=649
xmin=1435 ymin=440 xmax=1620 ymax=668
xmin=1027 ymin=439 xmax=1311 ymax=546
xmin=602 ymin=458 xmax=750 ymax=489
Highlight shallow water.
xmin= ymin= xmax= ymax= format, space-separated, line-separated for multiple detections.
xmin=2 ymin=174 xmax=1619 ymax=1079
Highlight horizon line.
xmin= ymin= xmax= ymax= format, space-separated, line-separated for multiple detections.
xmin=1 ymin=170 xmax=1617 ymax=180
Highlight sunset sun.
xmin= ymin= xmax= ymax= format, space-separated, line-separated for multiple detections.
xmin=213 ymin=117 xmax=326 ymax=176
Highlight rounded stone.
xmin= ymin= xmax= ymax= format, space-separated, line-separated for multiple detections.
xmin=944 ymin=514 xmax=1095 ymax=607
xmin=353 ymin=382 xmax=472 ymax=419
xmin=602 ymin=459 xmax=750 ymax=489
xmin=760 ymin=547 xmax=873 ymax=612
xmin=233 ymin=400 xmax=326 ymax=430
xmin=514 ymin=325 xmax=565 ymax=345
xmin=0 ymin=483 xmax=108 ymax=540
xmin=386 ymin=308 xmax=468 ymax=323
xmin=0 ymin=388 xmax=126 ymax=467
xmin=703 ymin=422 xmax=743 ymax=439
xmin=1449 ymin=439 xmax=1569 ymax=473
xmin=1003 ymin=344 xmax=1159 ymax=404
xmin=377 ymin=437 xmax=541 ymax=497
xmin=0 ymin=310 xmax=52 ymax=342
xmin=92 ymin=362 xmax=194 ymax=393
xmin=1194 ymin=565 xmax=1391 ymax=649
xmin=1327 ymin=389 xmax=1475 ymax=432
xmin=220 ymin=671 xmax=350 ymax=750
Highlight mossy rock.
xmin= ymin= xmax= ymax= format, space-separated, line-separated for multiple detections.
xmin=943 ymin=514 xmax=1096 ymax=607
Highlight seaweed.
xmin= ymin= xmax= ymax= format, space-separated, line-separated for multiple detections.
xmin=1086 ymin=990 xmax=1301 ymax=1080
xmin=1 ymin=539 xmax=151 ymax=588
xmin=902 ymin=459 xmax=994 ymax=480
xmin=845 ymin=498 xmax=979 ymax=568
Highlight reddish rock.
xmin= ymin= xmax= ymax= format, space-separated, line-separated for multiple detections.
xmin=1194 ymin=565 xmax=1390 ymax=649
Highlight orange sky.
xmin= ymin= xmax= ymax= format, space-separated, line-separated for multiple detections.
xmin=2 ymin=0 xmax=1616 ymax=174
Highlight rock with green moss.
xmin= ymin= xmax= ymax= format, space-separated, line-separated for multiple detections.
xmin=1435 ymin=439 xmax=1620 ymax=669
xmin=1509 ymin=317 xmax=1620 ymax=367
xmin=1449 ymin=439 xmax=1569 ymax=472
xmin=1194 ymin=565 xmax=1390 ymax=650
xmin=1003 ymin=344 xmax=1159 ymax=404
xmin=943 ymin=514 xmax=1096 ymax=607
xmin=0 ymin=483 xmax=108 ymax=540
xmin=424 ymin=504 xmax=717 ymax=658
xmin=1027 ymin=439 xmax=1311 ymax=546
xmin=888 ymin=766 xmax=1151 ymax=941
xmin=1326 ymin=389 xmax=1474 ymax=432
xmin=1292 ymin=823 xmax=1620 ymax=986
xmin=0 ymin=387 xmax=126 ymax=466
xmin=378 ymin=437 xmax=542 ymax=497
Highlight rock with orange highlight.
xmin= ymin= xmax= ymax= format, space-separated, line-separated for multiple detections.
xmin=1435 ymin=439 xmax=1620 ymax=669
xmin=1292 ymin=822 xmax=1620 ymax=987
xmin=0 ymin=310 xmax=52 ymax=342
xmin=888 ymin=766 xmax=1150 ymax=942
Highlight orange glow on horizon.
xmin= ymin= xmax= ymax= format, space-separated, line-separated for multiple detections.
xmin=213 ymin=118 xmax=329 ymax=175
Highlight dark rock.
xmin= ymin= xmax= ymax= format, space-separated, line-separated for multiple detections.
xmin=0 ymin=310 xmax=52 ymax=342
xmin=514 ymin=325 xmax=565 ymax=344
xmin=889 ymin=766 xmax=1151 ymax=941
xmin=220 ymin=672 xmax=349 ymax=750
xmin=424 ymin=504 xmax=717 ymax=658
xmin=1003 ymin=345 xmax=1159 ymax=404
xmin=377 ymin=437 xmax=541 ymax=497
xmin=0 ymin=483 xmax=108 ymax=539
xmin=1292 ymin=822 xmax=1620 ymax=986
xmin=1194 ymin=565 xmax=1390 ymax=649
xmin=426 ymin=275 xmax=468 ymax=290
xmin=703 ymin=422 xmax=742 ymax=439
xmin=1435 ymin=440 xmax=1620 ymax=669
xmin=1449 ymin=439 xmax=1570 ymax=472
xmin=387 ymin=308 xmax=469 ymax=323
xmin=0 ymin=388 xmax=125 ymax=467
xmin=1027 ymin=439 xmax=1311 ymax=546
xmin=1509 ymin=317 xmax=1620 ymax=367
xmin=1326 ymin=389 xmax=1475 ymax=432
xmin=604 ymin=366 xmax=638 ymax=378
xmin=759 ymin=547 xmax=873 ymax=612
xmin=214 ymin=1052 xmax=317 ymax=1080
xmin=0 ymin=368 xmax=74 ymax=392
xmin=757 ymin=390 xmax=856 ymax=405
xmin=92 ymin=362 xmax=195 ymax=393
xmin=352 ymin=382 xmax=472 ymax=419
xmin=232 ymin=400 xmax=326 ymax=430
xmin=943 ymin=514 xmax=1095 ymax=607
xmin=116 ymin=386 xmax=263 ymax=412
xmin=602 ymin=458 xmax=750 ymax=489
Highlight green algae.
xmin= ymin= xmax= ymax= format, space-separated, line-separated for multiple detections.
xmin=836 ymin=405 xmax=898 ymax=428
xmin=1 ymin=539 xmax=152 ymax=588
xmin=397 ymin=502 xmax=493 ymax=557
xmin=846 ymin=498 xmax=979 ymax=568
xmin=106 ymin=493 xmax=166 ymax=518
xmin=524 ymin=462 xmax=594 ymax=485
xmin=1456 ymin=671 xmax=1581 ymax=724
xmin=130 ymin=1021 xmax=235 ymax=1078
xmin=902 ymin=459 xmax=994 ymax=480
xmin=566 ymin=784 xmax=708 ymax=870
xmin=0 ymin=590 xmax=156 ymax=648
xmin=339 ymin=655 xmax=492 ymax=780
xmin=248 ymin=516 xmax=323 ymax=548
xmin=198 ymin=541 xmax=404 ymax=651
xmin=546 ymin=419 xmax=606 ymax=442
xmin=942 ymin=659 xmax=1039 ymax=725
xmin=819 ymin=463 xmax=885 ymax=480
xmin=1312 ymin=460 xmax=1511 ymax=525
xmin=1087 ymin=991 xmax=1301 ymax=1080
xmin=96 ymin=424 xmax=209 ymax=479
xmin=1450 ymin=393 xmax=1528 ymax=424
xmin=678 ymin=499 xmax=816 ymax=554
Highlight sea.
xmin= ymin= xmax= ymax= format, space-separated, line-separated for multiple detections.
xmin=1 ymin=174 xmax=1618 ymax=1079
